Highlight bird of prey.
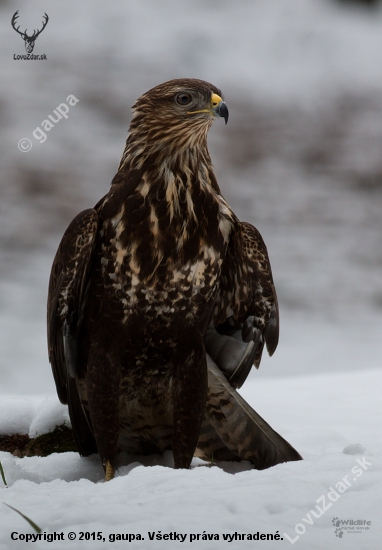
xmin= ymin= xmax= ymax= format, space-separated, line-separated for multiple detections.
xmin=47 ymin=78 xmax=301 ymax=481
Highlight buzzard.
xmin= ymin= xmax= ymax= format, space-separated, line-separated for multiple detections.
xmin=48 ymin=79 xmax=301 ymax=481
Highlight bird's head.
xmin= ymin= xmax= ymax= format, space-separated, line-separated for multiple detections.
xmin=120 ymin=79 xmax=228 ymax=170
xmin=133 ymin=78 xmax=228 ymax=126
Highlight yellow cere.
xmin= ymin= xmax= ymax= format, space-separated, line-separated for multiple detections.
xmin=211 ymin=93 xmax=223 ymax=107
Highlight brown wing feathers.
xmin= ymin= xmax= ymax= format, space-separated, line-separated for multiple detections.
xmin=47 ymin=209 xmax=98 ymax=455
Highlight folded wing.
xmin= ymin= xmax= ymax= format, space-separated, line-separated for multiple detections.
xmin=207 ymin=221 xmax=279 ymax=388
xmin=47 ymin=209 xmax=99 ymax=455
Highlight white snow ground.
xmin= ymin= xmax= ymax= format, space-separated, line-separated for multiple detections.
xmin=1 ymin=0 xmax=382 ymax=548
xmin=0 ymin=370 xmax=380 ymax=549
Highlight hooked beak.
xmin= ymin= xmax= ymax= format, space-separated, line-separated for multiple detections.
xmin=215 ymin=100 xmax=229 ymax=124
xmin=211 ymin=93 xmax=229 ymax=125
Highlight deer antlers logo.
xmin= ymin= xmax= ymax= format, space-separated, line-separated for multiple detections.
xmin=11 ymin=11 xmax=49 ymax=53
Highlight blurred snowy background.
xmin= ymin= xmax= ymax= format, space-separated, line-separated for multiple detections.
xmin=1 ymin=0 xmax=382 ymax=395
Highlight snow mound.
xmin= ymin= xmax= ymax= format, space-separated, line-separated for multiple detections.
xmin=28 ymin=397 xmax=71 ymax=438
xmin=0 ymin=396 xmax=69 ymax=438
xmin=0 ymin=398 xmax=37 ymax=436
xmin=343 ymin=444 xmax=367 ymax=456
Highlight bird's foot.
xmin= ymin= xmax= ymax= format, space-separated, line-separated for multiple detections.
xmin=104 ymin=460 xmax=114 ymax=481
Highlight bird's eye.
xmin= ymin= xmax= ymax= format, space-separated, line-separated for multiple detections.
xmin=176 ymin=93 xmax=192 ymax=106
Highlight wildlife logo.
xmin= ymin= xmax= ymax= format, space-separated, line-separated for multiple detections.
xmin=11 ymin=10 xmax=48 ymax=59
xmin=332 ymin=517 xmax=371 ymax=538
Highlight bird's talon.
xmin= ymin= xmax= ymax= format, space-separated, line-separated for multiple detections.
xmin=104 ymin=460 xmax=114 ymax=481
